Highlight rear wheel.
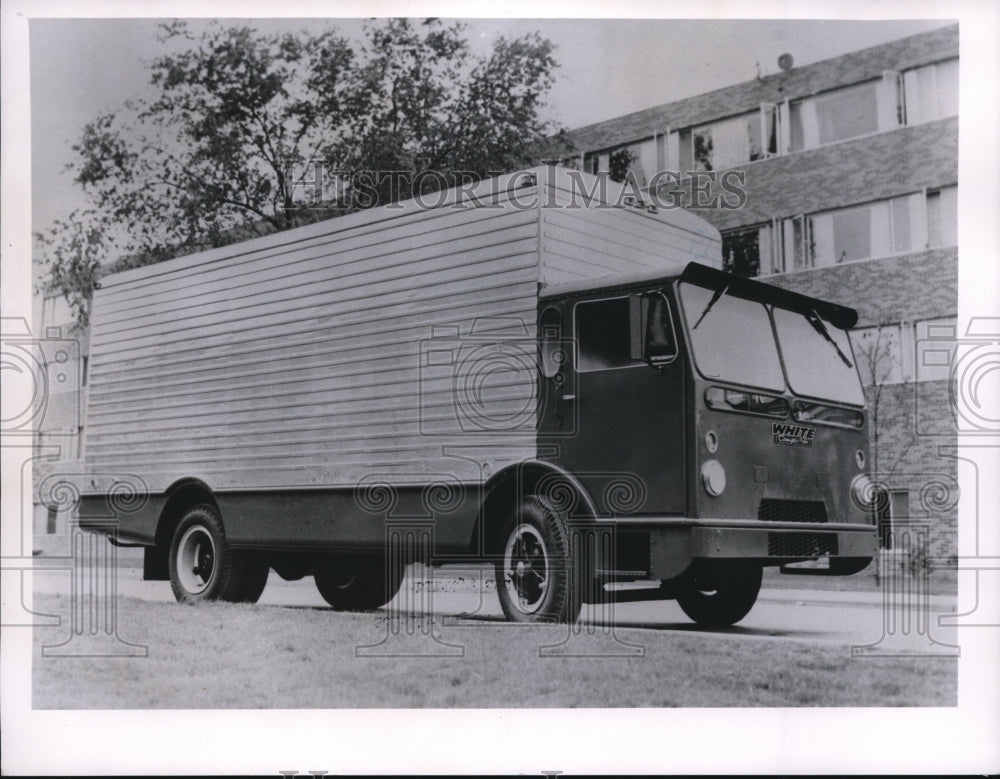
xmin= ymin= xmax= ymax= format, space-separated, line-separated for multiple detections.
xmin=314 ymin=555 xmax=404 ymax=611
xmin=676 ymin=566 xmax=762 ymax=627
xmin=168 ymin=503 xmax=269 ymax=604
xmin=495 ymin=496 xmax=582 ymax=623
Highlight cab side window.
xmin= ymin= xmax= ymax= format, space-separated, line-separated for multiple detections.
xmin=576 ymin=298 xmax=631 ymax=372
xmin=576 ymin=294 xmax=677 ymax=372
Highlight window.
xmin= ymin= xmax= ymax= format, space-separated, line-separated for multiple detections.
xmin=583 ymin=152 xmax=609 ymax=175
xmin=876 ymin=489 xmax=911 ymax=549
xmin=42 ymin=294 xmax=71 ymax=328
xmin=790 ymin=81 xmax=880 ymax=150
xmin=692 ymin=127 xmax=714 ymax=171
xmin=782 ymin=195 xmax=918 ymax=270
xmin=915 ymin=317 xmax=957 ymax=382
xmin=575 ymin=297 xmax=633 ymax=372
xmin=722 ymin=224 xmax=773 ymax=278
xmin=828 ymin=207 xmax=873 ymax=264
xmin=872 ymin=487 xmax=892 ymax=549
xmin=791 ymin=215 xmax=809 ymax=269
xmin=687 ymin=110 xmax=774 ymax=172
xmin=927 ymin=185 xmax=958 ymax=247
xmin=853 ymin=325 xmax=907 ymax=385
xmin=772 ymin=308 xmax=866 ymax=406
xmin=760 ymin=103 xmax=782 ymax=157
xmin=678 ymin=283 xmax=785 ymax=392
xmin=633 ymin=138 xmax=659 ymax=187
xmin=598 ymin=142 xmax=663 ymax=188
xmin=891 ymin=197 xmax=911 ymax=253
xmin=903 ymin=59 xmax=959 ymax=125
xmin=576 ymin=295 xmax=677 ymax=371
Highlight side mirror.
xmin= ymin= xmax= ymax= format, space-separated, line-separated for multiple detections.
xmin=628 ymin=293 xmax=648 ymax=362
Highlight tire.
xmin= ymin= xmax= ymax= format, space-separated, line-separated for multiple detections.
xmin=314 ymin=554 xmax=404 ymax=611
xmin=676 ymin=566 xmax=763 ymax=627
xmin=168 ymin=503 xmax=269 ymax=604
xmin=494 ymin=496 xmax=582 ymax=624
xmin=232 ymin=552 xmax=270 ymax=603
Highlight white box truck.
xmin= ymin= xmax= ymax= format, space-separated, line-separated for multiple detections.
xmin=79 ymin=166 xmax=877 ymax=625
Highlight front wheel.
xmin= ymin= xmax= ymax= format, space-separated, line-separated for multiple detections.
xmin=495 ymin=496 xmax=582 ymax=623
xmin=676 ymin=566 xmax=762 ymax=627
xmin=168 ymin=504 xmax=269 ymax=604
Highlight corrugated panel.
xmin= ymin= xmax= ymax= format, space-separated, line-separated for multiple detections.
xmin=85 ymin=195 xmax=542 ymax=491
xmin=539 ymin=195 xmax=721 ymax=286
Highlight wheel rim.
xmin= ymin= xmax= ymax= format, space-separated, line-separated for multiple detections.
xmin=176 ymin=525 xmax=217 ymax=595
xmin=502 ymin=523 xmax=549 ymax=614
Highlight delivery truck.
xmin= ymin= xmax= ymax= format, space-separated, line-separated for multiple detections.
xmin=78 ymin=166 xmax=878 ymax=625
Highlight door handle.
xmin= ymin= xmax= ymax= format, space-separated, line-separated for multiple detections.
xmin=561 ymin=394 xmax=576 ymax=401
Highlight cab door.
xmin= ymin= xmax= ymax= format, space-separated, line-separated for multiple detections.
xmin=539 ymin=292 xmax=686 ymax=516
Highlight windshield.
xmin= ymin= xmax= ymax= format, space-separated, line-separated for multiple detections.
xmin=678 ymin=282 xmax=785 ymax=391
xmin=772 ymin=307 xmax=865 ymax=405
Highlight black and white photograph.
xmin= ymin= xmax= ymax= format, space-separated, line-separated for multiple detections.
xmin=2 ymin=0 xmax=998 ymax=774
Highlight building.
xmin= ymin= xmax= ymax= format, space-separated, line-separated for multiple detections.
xmin=30 ymin=293 xmax=87 ymax=540
xmin=558 ymin=23 xmax=960 ymax=562
xmin=32 ymin=23 xmax=960 ymax=566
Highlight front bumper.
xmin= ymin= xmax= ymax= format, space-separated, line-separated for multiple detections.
xmin=689 ymin=520 xmax=876 ymax=560
xmin=611 ymin=517 xmax=877 ymax=579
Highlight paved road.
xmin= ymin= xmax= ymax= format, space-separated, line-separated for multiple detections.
xmin=29 ymin=561 xmax=959 ymax=656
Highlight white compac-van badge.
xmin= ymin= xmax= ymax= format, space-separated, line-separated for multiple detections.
xmin=772 ymin=423 xmax=816 ymax=446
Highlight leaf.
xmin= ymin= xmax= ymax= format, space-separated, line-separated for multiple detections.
xmin=39 ymin=19 xmax=560 ymax=330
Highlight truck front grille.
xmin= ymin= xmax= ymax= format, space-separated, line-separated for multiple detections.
xmin=768 ymin=532 xmax=838 ymax=558
xmin=758 ymin=499 xmax=828 ymax=524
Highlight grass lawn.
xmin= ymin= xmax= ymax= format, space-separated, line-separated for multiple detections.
xmin=32 ymin=593 xmax=956 ymax=709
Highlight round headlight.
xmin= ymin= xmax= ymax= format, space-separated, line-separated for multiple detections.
xmin=705 ymin=430 xmax=719 ymax=454
xmin=701 ymin=459 xmax=727 ymax=496
xmin=851 ymin=473 xmax=876 ymax=510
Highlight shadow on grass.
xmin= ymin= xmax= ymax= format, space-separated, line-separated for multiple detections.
xmin=441 ymin=611 xmax=822 ymax=641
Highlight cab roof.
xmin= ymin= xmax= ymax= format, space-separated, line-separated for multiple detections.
xmin=539 ymin=262 xmax=859 ymax=330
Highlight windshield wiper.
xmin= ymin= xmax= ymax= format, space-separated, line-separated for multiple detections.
xmin=806 ymin=309 xmax=853 ymax=368
xmin=691 ymin=284 xmax=729 ymax=330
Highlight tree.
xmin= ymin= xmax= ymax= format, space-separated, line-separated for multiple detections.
xmin=607 ymin=148 xmax=637 ymax=183
xmin=853 ymin=314 xmax=920 ymax=580
xmin=35 ymin=19 xmax=566 ymax=329
xmin=33 ymin=211 xmax=109 ymax=329
xmin=853 ymin=316 xmax=917 ymax=478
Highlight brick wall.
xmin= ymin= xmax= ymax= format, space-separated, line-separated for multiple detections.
xmin=762 ymin=248 xmax=957 ymax=327
xmin=684 ymin=117 xmax=958 ymax=230
xmin=865 ymin=380 xmax=958 ymax=559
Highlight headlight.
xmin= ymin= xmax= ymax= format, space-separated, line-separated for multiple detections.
xmin=701 ymin=459 xmax=726 ymax=496
xmin=851 ymin=474 xmax=876 ymax=511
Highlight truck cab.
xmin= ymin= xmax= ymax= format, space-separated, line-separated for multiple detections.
xmin=497 ymin=262 xmax=877 ymax=625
